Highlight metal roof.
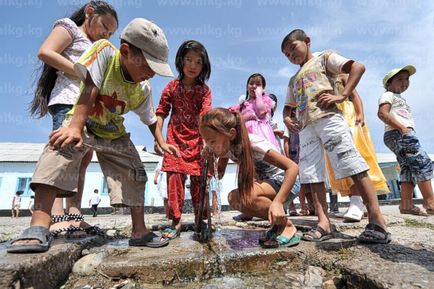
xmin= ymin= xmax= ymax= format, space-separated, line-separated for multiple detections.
xmin=0 ymin=142 xmax=161 ymax=163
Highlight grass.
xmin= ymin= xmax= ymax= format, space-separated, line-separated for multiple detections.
xmin=404 ymin=218 xmax=434 ymax=230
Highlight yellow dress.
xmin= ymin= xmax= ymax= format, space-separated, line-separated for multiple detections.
xmin=325 ymin=77 xmax=389 ymax=196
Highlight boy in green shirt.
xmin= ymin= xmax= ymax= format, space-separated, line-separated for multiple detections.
xmin=8 ymin=18 xmax=179 ymax=253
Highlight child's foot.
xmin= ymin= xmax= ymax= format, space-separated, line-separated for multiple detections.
xmin=162 ymin=221 xmax=181 ymax=239
xmin=399 ymin=206 xmax=428 ymax=216
xmin=262 ymin=222 xmax=299 ymax=248
xmin=302 ymin=223 xmax=334 ymax=242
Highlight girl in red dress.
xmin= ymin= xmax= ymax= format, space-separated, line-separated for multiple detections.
xmin=156 ymin=40 xmax=212 ymax=239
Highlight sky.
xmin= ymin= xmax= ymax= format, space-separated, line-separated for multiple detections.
xmin=0 ymin=0 xmax=434 ymax=154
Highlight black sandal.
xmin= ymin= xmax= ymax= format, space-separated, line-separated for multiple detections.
xmin=358 ymin=223 xmax=391 ymax=244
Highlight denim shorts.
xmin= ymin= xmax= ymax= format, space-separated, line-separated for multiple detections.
xmin=384 ymin=129 xmax=433 ymax=184
xmin=48 ymin=104 xmax=73 ymax=130
xmin=264 ymin=176 xmax=300 ymax=203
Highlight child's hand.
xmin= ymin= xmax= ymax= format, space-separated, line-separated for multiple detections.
xmin=317 ymin=92 xmax=346 ymax=108
xmin=268 ymin=200 xmax=286 ymax=226
xmin=355 ymin=113 xmax=365 ymax=126
xmin=273 ymin=129 xmax=285 ymax=139
xmin=160 ymin=143 xmax=180 ymax=157
xmin=49 ymin=127 xmax=83 ymax=149
xmin=283 ymin=116 xmax=300 ymax=133
xmin=254 ymin=86 xmax=264 ymax=97
xmin=399 ymin=127 xmax=412 ymax=135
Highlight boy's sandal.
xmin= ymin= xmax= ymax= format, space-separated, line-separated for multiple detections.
xmin=7 ymin=226 xmax=52 ymax=253
xmin=161 ymin=227 xmax=181 ymax=240
xmin=129 ymin=232 xmax=169 ymax=248
xmin=302 ymin=225 xmax=333 ymax=242
xmin=261 ymin=234 xmax=301 ymax=249
xmin=426 ymin=208 xmax=434 ymax=215
xmin=399 ymin=206 xmax=428 ymax=216
xmin=258 ymin=225 xmax=278 ymax=245
xmin=357 ymin=223 xmax=391 ymax=244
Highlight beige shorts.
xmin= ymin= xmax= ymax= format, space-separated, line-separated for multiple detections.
xmin=31 ymin=128 xmax=147 ymax=207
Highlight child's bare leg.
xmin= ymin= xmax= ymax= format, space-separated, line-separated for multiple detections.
xmin=351 ymin=172 xmax=386 ymax=230
xmin=51 ymin=198 xmax=64 ymax=216
xmin=130 ymin=206 xmax=150 ymax=239
xmin=399 ymin=181 xmax=415 ymax=210
xmin=299 ymin=187 xmax=308 ymax=212
xmin=66 ymin=150 xmax=92 ymax=216
xmin=13 ymin=185 xmax=58 ymax=245
xmin=308 ymin=183 xmax=332 ymax=232
xmin=417 ymin=180 xmax=434 ymax=209
xmin=228 ymin=183 xmax=296 ymax=238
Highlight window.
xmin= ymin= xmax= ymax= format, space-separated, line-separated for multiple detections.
xmin=101 ymin=177 xmax=109 ymax=196
xmin=16 ymin=177 xmax=32 ymax=196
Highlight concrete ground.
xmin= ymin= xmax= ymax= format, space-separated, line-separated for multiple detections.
xmin=0 ymin=205 xmax=433 ymax=289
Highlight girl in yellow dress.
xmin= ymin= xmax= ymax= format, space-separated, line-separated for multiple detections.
xmin=326 ymin=74 xmax=389 ymax=221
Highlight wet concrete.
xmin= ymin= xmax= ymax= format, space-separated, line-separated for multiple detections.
xmin=0 ymin=205 xmax=433 ymax=289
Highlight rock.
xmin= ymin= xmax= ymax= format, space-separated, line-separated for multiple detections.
xmin=81 ymin=249 xmax=90 ymax=256
xmin=72 ymin=252 xmax=106 ymax=276
xmin=303 ymin=266 xmax=326 ymax=288
xmin=323 ymin=279 xmax=337 ymax=289
xmin=106 ymin=230 xmax=117 ymax=237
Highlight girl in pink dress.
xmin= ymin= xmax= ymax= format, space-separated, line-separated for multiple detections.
xmin=230 ymin=73 xmax=280 ymax=151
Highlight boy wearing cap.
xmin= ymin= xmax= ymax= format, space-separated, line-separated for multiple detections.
xmin=378 ymin=65 xmax=434 ymax=216
xmin=8 ymin=18 xmax=178 ymax=253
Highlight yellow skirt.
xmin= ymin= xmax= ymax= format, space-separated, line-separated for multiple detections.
xmin=326 ymin=101 xmax=389 ymax=196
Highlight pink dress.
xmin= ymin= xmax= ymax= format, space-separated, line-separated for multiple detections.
xmin=230 ymin=93 xmax=280 ymax=150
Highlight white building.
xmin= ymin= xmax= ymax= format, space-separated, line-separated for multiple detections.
xmin=0 ymin=143 xmax=431 ymax=211
xmin=0 ymin=143 xmax=237 ymax=211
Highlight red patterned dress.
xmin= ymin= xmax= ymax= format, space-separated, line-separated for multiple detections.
xmin=156 ymin=79 xmax=212 ymax=219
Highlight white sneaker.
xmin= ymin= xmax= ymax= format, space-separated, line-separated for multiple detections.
xmin=333 ymin=209 xmax=348 ymax=218
xmin=343 ymin=204 xmax=364 ymax=222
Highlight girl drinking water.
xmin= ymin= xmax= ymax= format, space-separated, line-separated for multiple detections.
xmin=199 ymin=107 xmax=300 ymax=248
xmin=156 ymin=40 xmax=212 ymax=239
xmin=28 ymin=1 xmax=118 ymax=236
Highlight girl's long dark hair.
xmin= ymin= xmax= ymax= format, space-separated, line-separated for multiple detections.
xmin=200 ymin=107 xmax=255 ymax=204
xmin=175 ymin=40 xmax=211 ymax=84
xmin=29 ymin=1 xmax=118 ymax=118
xmin=245 ymin=73 xmax=266 ymax=100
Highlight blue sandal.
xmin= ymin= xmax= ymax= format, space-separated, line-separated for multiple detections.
xmin=162 ymin=227 xmax=181 ymax=240
xmin=262 ymin=233 xmax=301 ymax=248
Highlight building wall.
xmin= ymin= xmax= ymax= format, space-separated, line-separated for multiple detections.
xmin=0 ymin=161 xmax=238 ymax=210
xmin=1 ymin=160 xmax=432 ymax=211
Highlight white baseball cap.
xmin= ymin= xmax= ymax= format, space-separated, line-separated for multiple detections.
xmin=121 ymin=18 xmax=174 ymax=77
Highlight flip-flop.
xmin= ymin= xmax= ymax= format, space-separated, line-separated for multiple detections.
xmin=161 ymin=227 xmax=180 ymax=240
xmin=129 ymin=231 xmax=169 ymax=248
xmin=302 ymin=225 xmax=333 ymax=242
xmin=258 ymin=225 xmax=278 ymax=245
xmin=7 ymin=226 xmax=52 ymax=253
xmin=262 ymin=234 xmax=301 ymax=248
xmin=358 ymin=223 xmax=391 ymax=244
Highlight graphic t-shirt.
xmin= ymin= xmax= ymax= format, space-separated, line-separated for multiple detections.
xmin=72 ymin=39 xmax=156 ymax=139
xmin=378 ymin=91 xmax=415 ymax=132
xmin=285 ymin=51 xmax=351 ymax=129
